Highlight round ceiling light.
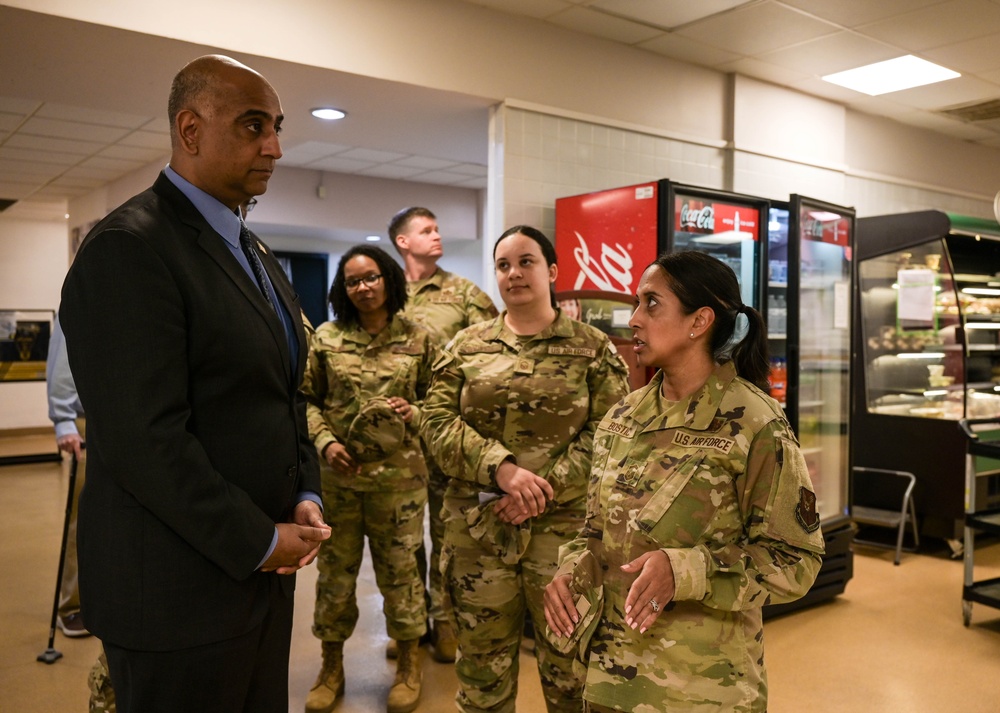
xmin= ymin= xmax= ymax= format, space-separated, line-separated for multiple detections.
xmin=311 ymin=108 xmax=346 ymax=121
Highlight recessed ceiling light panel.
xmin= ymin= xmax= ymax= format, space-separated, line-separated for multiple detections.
xmin=822 ymin=55 xmax=960 ymax=96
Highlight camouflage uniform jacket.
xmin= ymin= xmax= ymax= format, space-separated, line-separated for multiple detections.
xmin=420 ymin=311 xmax=630 ymax=516
xmin=557 ymin=361 xmax=825 ymax=713
xmin=301 ymin=316 xmax=435 ymax=492
xmin=402 ymin=268 xmax=498 ymax=347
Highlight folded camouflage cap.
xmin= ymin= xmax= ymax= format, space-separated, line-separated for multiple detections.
xmin=345 ymin=397 xmax=406 ymax=463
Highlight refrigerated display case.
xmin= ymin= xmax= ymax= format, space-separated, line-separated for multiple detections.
xmin=769 ymin=197 xmax=854 ymax=523
xmin=664 ymin=183 xmax=768 ymax=312
xmin=554 ymin=180 xmax=768 ymax=311
xmin=764 ymin=196 xmax=855 ymax=616
xmin=854 ymin=211 xmax=1000 ymax=540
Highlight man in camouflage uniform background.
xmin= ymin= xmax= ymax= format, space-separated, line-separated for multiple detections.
xmin=389 ymin=206 xmax=498 ymax=663
xmin=420 ymin=226 xmax=631 ymax=713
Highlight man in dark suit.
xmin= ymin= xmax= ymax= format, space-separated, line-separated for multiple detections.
xmin=60 ymin=55 xmax=330 ymax=713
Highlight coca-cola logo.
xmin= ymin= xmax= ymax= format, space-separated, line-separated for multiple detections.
xmin=572 ymin=231 xmax=634 ymax=294
xmin=680 ymin=203 xmax=714 ymax=231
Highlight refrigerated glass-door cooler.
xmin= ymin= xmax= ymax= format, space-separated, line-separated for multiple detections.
xmin=764 ymin=196 xmax=855 ymax=616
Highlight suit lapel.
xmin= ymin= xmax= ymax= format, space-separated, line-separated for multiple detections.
xmin=153 ymin=174 xmax=297 ymax=384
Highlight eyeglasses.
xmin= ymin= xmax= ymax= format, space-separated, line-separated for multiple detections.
xmin=345 ymin=273 xmax=383 ymax=290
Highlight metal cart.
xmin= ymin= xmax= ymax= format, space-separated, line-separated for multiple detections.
xmin=959 ymin=418 xmax=1000 ymax=626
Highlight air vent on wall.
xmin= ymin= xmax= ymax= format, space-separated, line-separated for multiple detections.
xmin=939 ymin=99 xmax=1000 ymax=122
xmin=0 ymin=199 xmax=16 ymax=212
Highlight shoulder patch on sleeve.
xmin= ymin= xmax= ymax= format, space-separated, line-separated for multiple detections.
xmin=795 ymin=487 xmax=820 ymax=533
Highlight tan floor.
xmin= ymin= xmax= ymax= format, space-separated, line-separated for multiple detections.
xmin=3 ymin=432 xmax=1000 ymax=712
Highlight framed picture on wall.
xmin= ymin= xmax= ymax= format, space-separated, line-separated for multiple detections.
xmin=0 ymin=309 xmax=55 ymax=382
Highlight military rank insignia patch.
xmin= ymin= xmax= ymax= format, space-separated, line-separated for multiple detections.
xmin=795 ymin=487 xmax=820 ymax=533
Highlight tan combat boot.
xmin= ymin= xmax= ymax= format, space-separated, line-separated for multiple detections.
xmin=386 ymin=638 xmax=422 ymax=713
xmin=305 ymin=641 xmax=345 ymax=713
xmin=431 ymin=620 xmax=457 ymax=663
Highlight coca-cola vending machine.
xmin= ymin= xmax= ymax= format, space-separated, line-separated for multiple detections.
xmin=555 ymin=180 xmax=769 ymax=313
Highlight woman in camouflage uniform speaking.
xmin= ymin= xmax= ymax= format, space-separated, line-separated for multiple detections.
xmin=543 ymin=251 xmax=826 ymax=713
xmin=421 ymin=226 xmax=631 ymax=713
xmin=300 ymin=245 xmax=436 ymax=713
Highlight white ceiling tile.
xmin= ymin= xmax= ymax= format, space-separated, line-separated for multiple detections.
xmin=758 ymin=31 xmax=900 ymax=77
xmin=141 ymin=117 xmax=172 ymax=134
xmin=49 ymin=175 xmax=107 ymax=189
xmin=118 ymin=130 xmax=171 ymax=151
xmin=62 ymin=164 xmax=129 ymax=181
xmin=0 ymin=158 xmax=63 ymax=179
xmin=447 ymin=163 xmax=489 ymax=176
xmin=883 ymin=75 xmax=1000 ymax=110
xmin=675 ymin=2 xmax=840 ymax=57
xmin=307 ymin=156 xmax=378 ymax=173
xmin=0 ymin=112 xmax=25 ymax=132
xmin=407 ymin=170 xmax=474 ymax=185
xmin=0 ymin=96 xmax=40 ymax=114
xmin=592 ymin=0 xmax=754 ymax=30
xmin=0 ymin=145 xmax=81 ymax=166
xmin=98 ymin=144 xmax=169 ymax=162
xmin=637 ymin=32 xmax=742 ymax=66
xmin=357 ymin=164 xmax=426 ymax=180
xmin=858 ymin=0 xmax=1000 ymax=51
xmin=5 ymin=134 xmax=104 ymax=156
xmin=338 ymin=147 xmax=408 ymax=163
xmin=20 ymin=116 xmax=130 ymax=143
xmin=547 ymin=6 xmax=664 ymax=44
xmin=35 ymin=103 xmax=152 ymax=129
xmin=0 ymin=181 xmax=39 ymax=198
xmin=35 ymin=184 xmax=89 ymax=198
xmin=279 ymin=141 xmax=351 ymax=164
xmin=78 ymin=155 xmax=146 ymax=172
xmin=901 ymin=109 xmax=1000 ymax=139
xmin=922 ymin=33 xmax=1000 ymax=74
xmin=393 ymin=156 xmax=460 ymax=170
xmin=780 ymin=0 xmax=949 ymax=28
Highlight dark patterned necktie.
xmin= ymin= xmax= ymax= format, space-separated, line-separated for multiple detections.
xmin=239 ymin=221 xmax=275 ymax=312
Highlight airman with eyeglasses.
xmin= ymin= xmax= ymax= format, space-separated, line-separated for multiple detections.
xmin=345 ymin=273 xmax=383 ymax=291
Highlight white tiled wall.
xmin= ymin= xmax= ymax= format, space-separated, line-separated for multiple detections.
xmin=845 ymin=175 xmax=992 ymax=219
xmin=502 ymin=107 xmax=725 ymax=239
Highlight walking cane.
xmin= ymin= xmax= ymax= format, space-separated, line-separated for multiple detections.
xmin=37 ymin=449 xmax=80 ymax=664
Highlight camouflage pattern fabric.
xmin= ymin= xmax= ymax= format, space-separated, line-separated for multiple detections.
xmin=312 ymin=476 xmax=428 ymax=642
xmin=421 ymin=310 xmax=631 ymax=713
xmin=401 ymin=268 xmax=498 ymax=348
xmin=300 ymin=315 xmax=435 ymax=492
xmin=402 ymin=268 xmax=497 ymax=623
xmin=556 ymin=361 xmax=826 ymax=713
xmin=88 ymin=650 xmax=115 ymax=713
xmin=345 ymin=397 xmax=406 ymax=463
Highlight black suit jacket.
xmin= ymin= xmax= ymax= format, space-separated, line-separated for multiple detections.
xmin=61 ymin=172 xmax=320 ymax=651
